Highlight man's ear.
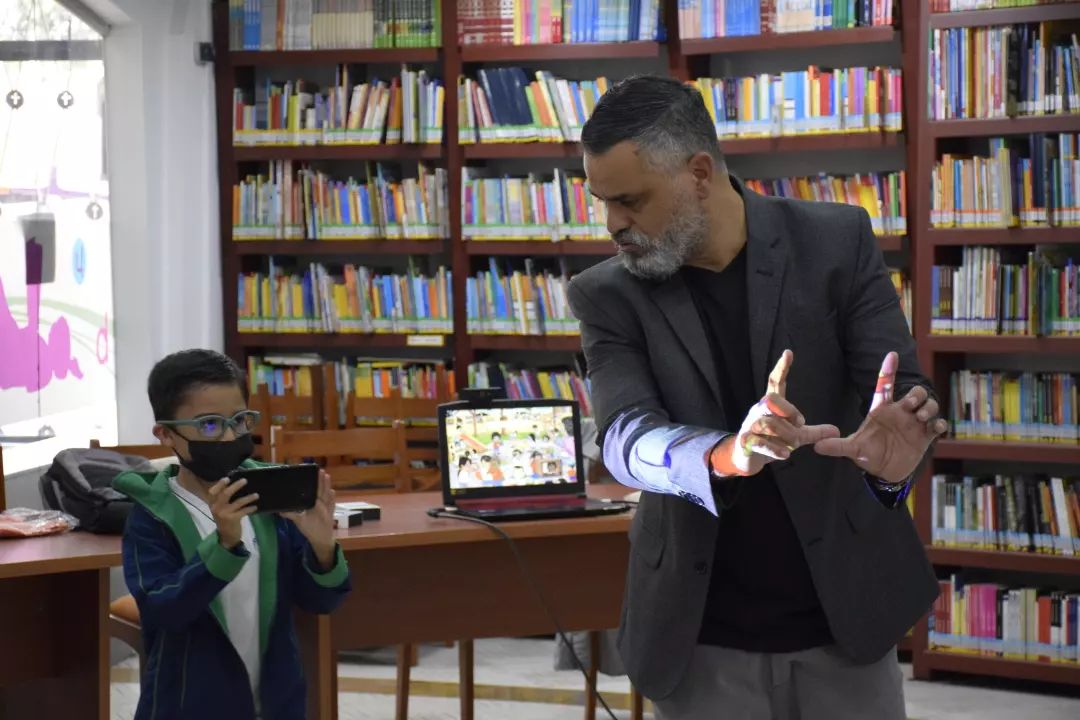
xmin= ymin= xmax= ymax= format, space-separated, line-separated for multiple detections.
xmin=687 ymin=151 xmax=715 ymax=196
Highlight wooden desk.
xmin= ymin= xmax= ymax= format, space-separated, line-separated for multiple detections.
xmin=298 ymin=486 xmax=634 ymax=720
xmin=0 ymin=533 xmax=121 ymax=720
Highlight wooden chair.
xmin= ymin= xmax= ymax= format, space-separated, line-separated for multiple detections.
xmin=90 ymin=440 xmax=176 ymax=672
xmin=270 ymin=424 xmax=410 ymax=493
xmin=248 ymin=373 xmax=326 ymax=460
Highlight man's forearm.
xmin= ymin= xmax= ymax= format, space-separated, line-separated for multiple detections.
xmin=601 ymin=410 xmax=728 ymax=516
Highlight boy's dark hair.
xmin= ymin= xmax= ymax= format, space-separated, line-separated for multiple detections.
xmin=481 ymin=455 xmax=492 ymax=463
xmin=148 ymin=349 xmax=248 ymax=421
xmin=581 ymin=74 xmax=726 ymax=174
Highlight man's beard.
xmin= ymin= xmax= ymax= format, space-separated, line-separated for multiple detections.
xmin=614 ymin=196 xmax=708 ymax=281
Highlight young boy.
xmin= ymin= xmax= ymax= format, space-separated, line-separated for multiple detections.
xmin=113 ymin=349 xmax=351 ymax=720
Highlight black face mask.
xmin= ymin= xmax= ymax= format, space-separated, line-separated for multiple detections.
xmin=177 ymin=434 xmax=254 ymax=483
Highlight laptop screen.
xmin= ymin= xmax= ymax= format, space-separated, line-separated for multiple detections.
xmin=439 ymin=399 xmax=584 ymax=502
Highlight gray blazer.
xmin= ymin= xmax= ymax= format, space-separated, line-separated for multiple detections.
xmin=567 ymin=178 xmax=939 ymax=700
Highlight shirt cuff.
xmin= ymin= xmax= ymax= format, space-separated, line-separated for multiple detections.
xmin=198 ymin=533 xmax=250 ymax=582
xmin=303 ymin=543 xmax=349 ymax=588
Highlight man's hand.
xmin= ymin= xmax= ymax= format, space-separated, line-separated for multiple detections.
xmin=813 ymin=351 xmax=948 ymax=483
xmin=710 ymin=350 xmax=841 ymax=477
xmin=282 ymin=470 xmax=337 ymax=570
xmin=208 ymin=478 xmax=259 ymax=550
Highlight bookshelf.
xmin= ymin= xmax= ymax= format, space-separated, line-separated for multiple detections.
xmin=910 ymin=0 xmax=1080 ymax=687
xmin=211 ymin=0 xmax=1075 ymax=687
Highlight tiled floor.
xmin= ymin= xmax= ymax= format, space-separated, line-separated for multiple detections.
xmin=111 ymin=638 xmax=1080 ymax=719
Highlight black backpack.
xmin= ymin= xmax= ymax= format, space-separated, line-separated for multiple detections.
xmin=39 ymin=448 xmax=157 ymax=534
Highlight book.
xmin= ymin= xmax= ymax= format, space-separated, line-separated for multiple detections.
xmin=233 ymin=161 xmax=449 ymax=241
xmin=693 ymin=65 xmax=903 ymax=138
xmin=465 ymin=257 xmax=577 ymax=336
xmin=230 ymin=0 xmax=442 ymax=50
xmin=745 ymin=170 xmax=907 ymax=236
xmin=233 ymin=65 xmax=445 ymax=147
xmin=458 ymin=0 xmax=662 ymax=45
xmin=678 ymin=0 xmax=895 ymax=39
xmin=948 ymin=372 xmax=1079 ymax=444
xmin=468 ymin=361 xmax=592 ymax=415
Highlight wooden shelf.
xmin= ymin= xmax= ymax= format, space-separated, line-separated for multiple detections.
xmin=923 ymin=335 xmax=1080 ymax=354
xmin=463 ymin=143 xmax=583 ymax=160
xmin=236 ymin=333 xmax=448 ymax=349
xmin=933 ymin=439 xmax=1080 ymax=465
xmin=469 ymin=335 xmax=582 ymax=352
xmin=877 ymin=235 xmax=905 ymax=252
xmin=721 ymin=132 xmax=902 ymax=155
xmin=927 ymin=227 xmax=1079 ymax=246
xmin=919 ymin=650 xmax=1080 ymax=685
xmin=233 ymin=145 xmax=443 ymax=162
xmin=680 ymin=26 xmax=896 ymax=55
xmin=929 ymin=114 xmax=1080 ymax=138
xmin=230 ymin=240 xmax=445 ymax=256
xmin=229 ymin=48 xmax=440 ymax=66
xmin=927 ymin=546 xmax=1080 ymax=576
xmin=465 ymin=241 xmax=613 ymax=256
xmin=929 ymin=3 xmax=1080 ymax=29
xmin=460 ymin=41 xmax=660 ymax=62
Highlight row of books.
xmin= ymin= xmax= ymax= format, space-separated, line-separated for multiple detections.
xmin=466 ymin=258 xmax=577 ymax=335
xmin=949 ymin=371 xmax=1078 ymax=443
xmin=237 ymin=261 xmax=454 ymax=333
xmin=931 ymin=475 xmax=1080 ymax=554
xmin=462 ymin=168 xmax=608 ymax=240
xmin=929 ymin=0 xmax=1080 ymax=14
xmin=458 ymin=0 xmax=662 ymax=45
xmin=232 ymin=161 xmax=449 ymax=240
xmin=929 ymin=576 xmax=1080 ymax=663
xmin=744 ymin=170 xmax=907 ymax=236
xmin=457 ymin=69 xmax=608 ymax=144
xmin=929 ymin=246 xmax=1079 ymax=336
xmin=931 ymin=134 xmax=1080 ymax=228
xmin=694 ymin=66 xmax=904 ymax=137
xmin=890 ymin=269 xmax=912 ymax=331
xmin=677 ymin=0 xmax=895 ymax=38
xmin=928 ymin=23 xmax=1080 ymax=120
xmin=467 ymin=361 xmax=592 ymax=416
xmin=232 ymin=67 xmax=444 ymax=146
xmin=229 ymin=0 xmax=441 ymax=50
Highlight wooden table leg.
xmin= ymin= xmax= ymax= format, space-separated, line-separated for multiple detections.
xmin=0 ymin=569 xmax=109 ymax=720
xmin=395 ymin=645 xmax=412 ymax=720
xmin=458 ymin=639 xmax=474 ymax=720
xmin=585 ymin=631 xmax=600 ymax=720
xmin=631 ymin=687 xmax=645 ymax=720
xmin=296 ymin=611 xmax=336 ymax=720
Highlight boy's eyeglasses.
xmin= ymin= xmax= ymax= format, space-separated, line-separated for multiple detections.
xmin=160 ymin=410 xmax=261 ymax=440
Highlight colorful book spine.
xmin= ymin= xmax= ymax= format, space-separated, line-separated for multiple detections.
xmin=929 ymin=575 xmax=1080 ymax=664
xmin=461 ymin=168 xmax=608 ymax=240
xmin=230 ymin=0 xmax=441 ymax=50
xmin=931 ymin=475 xmax=1080 ymax=554
xmin=679 ymin=0 xmax=894 ymax=39
xmin=693 ymin=66 xmax=903 ymax=138
xmin=745 ymin=170 xmax=907 ymax=236
xmin=233 ymin=66 xmax=444 ymax=146
xmin=458 ymin=69 xmax=608 ymax=144
xmin=237 ymin=260 xmax=453 ymax=334
xmin=232 ymin=161 xmax=449 ymax=241
xmin=928 ymin=23 xmax=1080 ymax=120
xmin=948 ymin=371 xmax=1080 ymax=444
xmin=930 ymin=246 xmax=1080 ymax=336
xmin=468 ymin=361 xmax=593 ymax=416
xmin=465 ymin=258 xmax=577 ymax=336
xmin=458 ymin=0 xmax=661 ymax=46
xmin=931 ymin=134 xmax=1080 ymax=228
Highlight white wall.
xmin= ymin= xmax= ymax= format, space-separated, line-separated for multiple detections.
xmin=92 ymin=0 xmax=223 ymax=442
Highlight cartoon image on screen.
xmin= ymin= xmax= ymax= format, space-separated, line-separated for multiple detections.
xmin=445 ymin=405 xmax=578 ymax=492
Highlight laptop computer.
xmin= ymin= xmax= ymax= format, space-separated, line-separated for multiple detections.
xmin=437 ymin=397 xmax=632 ymax=522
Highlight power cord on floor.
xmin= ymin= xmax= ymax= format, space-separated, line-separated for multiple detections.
xmin=429 ymin=509 xmax=621 ymax=720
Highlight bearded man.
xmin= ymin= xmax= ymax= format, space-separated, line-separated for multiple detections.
xmin=568 ymin=75 xmax=948 ymax=720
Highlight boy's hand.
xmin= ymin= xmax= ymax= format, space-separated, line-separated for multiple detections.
xmin=208 ymin=478 xmax=259 ymax=550
xmin=282 ymin=470 xmax=337 ymax=570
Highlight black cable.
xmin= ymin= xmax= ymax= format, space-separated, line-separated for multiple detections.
xmin=431 ymin=510 xmax=621 ymax=720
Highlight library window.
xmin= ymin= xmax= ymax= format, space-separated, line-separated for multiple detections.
xmin=0 ymin=0 xmax=115 ymax=474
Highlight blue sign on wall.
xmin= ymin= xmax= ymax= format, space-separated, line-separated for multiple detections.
xmin=72 ymin=239 xmax=86 ymax=284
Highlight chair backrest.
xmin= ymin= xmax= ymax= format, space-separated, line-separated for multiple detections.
xmin=270 ymin=424 xmax=410 ymax=492
xmin=89 ymin=439 xmax=176 ymax=460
